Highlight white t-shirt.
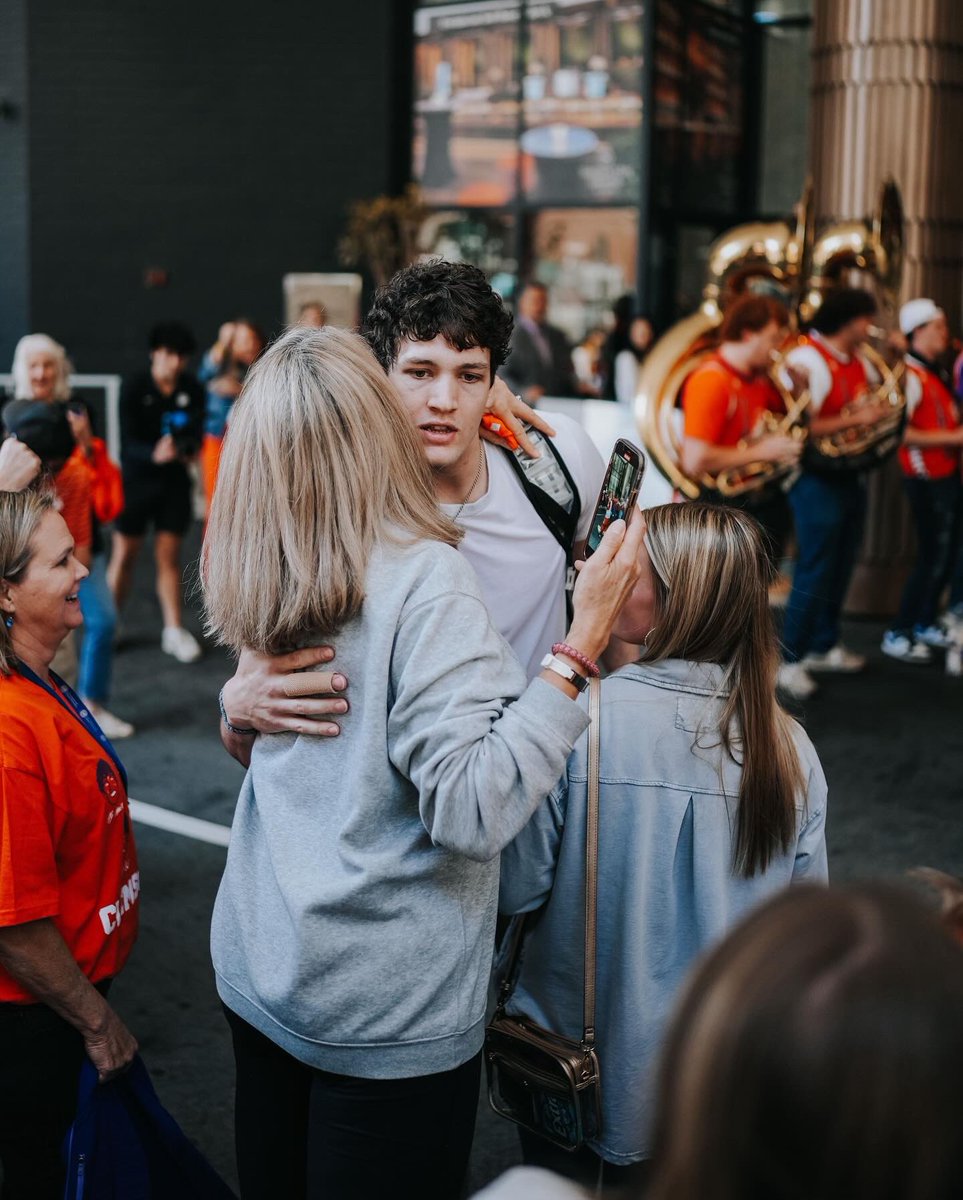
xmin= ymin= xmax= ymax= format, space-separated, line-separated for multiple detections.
xmin=614 ymin=348 xmax=642 ymax=405
xmin=441 ymin=412 xmax=606 ymax=681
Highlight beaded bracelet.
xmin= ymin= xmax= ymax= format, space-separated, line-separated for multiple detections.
xmin=218 ymin=688 xmax=257 ymax=736
xmin=552 ymin=643 xmax=600 ymax=678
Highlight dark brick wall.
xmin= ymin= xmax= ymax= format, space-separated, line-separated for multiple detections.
xmin=0 ymin=0 xmax=30 ymax=362
xmin=4 ymin=0 xmax=408 ymax=373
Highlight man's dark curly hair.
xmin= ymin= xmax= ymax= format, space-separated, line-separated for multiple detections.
xmin=362 ymin=259 xmax=513 ymax=382
xmin=807 ymin=288 xmax=877 ymax=336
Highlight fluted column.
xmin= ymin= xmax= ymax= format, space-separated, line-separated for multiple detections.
xmin=811 ymin=0 xmax=963 ymax=614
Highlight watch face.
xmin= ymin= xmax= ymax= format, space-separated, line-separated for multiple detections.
xmin=541 ymin=654 xmax=588 ymax=691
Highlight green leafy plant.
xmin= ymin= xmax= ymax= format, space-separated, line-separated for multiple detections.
xmin=338 ymin=186 xmax=428 ymax=288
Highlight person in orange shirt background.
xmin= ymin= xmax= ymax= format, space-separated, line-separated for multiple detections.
xmin=0 ymin=486 xmax=140 ymax=1200
xmin=198 ymin=319 xmax=266 ymax=508
xmin=681 ymin=294 xmax=803 ymax=567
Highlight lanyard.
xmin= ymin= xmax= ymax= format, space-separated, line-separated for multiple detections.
xmin=16 ymin=663 xmax=128 ymax=792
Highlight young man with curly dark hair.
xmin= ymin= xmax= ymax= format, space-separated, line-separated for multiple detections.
xmin=370 ymin=260 xmax=606 ymax=679
xmin=218 ymin=260 xmax=607 ymax=748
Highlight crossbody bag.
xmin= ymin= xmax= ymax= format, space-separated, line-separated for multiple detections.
xmin=485 ymin=676 xmax=602 ymax=1151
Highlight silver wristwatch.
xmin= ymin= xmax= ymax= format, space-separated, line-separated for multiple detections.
xmin=540 ymin=653 xmax=589 ymax=693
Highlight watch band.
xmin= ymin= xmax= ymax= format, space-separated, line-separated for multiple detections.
xmin=218 ymin=688 xmax=257 ymax=736
xmin=540 ymin=652 xmax=590 ymax=693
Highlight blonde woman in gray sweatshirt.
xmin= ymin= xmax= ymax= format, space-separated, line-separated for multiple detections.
xmin=201 ymin=326 xmax=643 ymax=1200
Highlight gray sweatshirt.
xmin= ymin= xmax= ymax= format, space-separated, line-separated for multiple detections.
xmin=211 ymin=537 xmax=590 ymax=1078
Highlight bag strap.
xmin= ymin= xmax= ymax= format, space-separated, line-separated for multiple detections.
xmin=495 ymin=676 xmax=601 ymax=1053
xmin=583 ymin=675 xmax=600 ymax=1048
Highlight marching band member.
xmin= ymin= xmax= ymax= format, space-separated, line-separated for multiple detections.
xmin=681 ymin=295 xmax=802 ymax=565
xmin=777 ymin=288 xmax=889 ymax=698
xmin=881 ymin=300 xmax=963 ymax=662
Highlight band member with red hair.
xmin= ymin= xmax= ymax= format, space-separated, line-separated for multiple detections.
xmin=681 ymin=294 xmax=802 ymax=565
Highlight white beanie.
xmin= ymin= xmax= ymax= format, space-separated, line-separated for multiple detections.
xmin=899 ymin=298 xmax=943 ymax=336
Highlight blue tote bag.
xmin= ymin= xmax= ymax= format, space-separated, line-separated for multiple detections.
xmin=63 ymin=1056 xmax=237 ymax=1199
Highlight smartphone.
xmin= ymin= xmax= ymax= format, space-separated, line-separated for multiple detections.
xmin=584 ymin=439 xmax=645 ymax=557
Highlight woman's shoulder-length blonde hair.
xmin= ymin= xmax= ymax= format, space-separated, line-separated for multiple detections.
xmin=0 ymin=485 xmax=56 ymax=675
xmin=11 ymin=334 xmax=73 ymax=401
xmin=642 ymin=502 xmax=804 ymax=878
xmin=202 ymin=325 xmax=460 ymax=654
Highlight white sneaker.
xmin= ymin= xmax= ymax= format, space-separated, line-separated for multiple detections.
xmin=944 ymin=610 xmax=963 ymax=638
xmin=777 ymin=662 xmax=819 ymax=698
xmin=880 ymin=631 xmax=932 ymax=663
xmin=801 ymin=645 xmax=866 ymax=673
xmin=161 ymin=625 xmax=202 ymax=663
xmin=85 ymin=702 xmax=135 ymax=739
xmin=914 ymin=624 xmax=952 ymax=649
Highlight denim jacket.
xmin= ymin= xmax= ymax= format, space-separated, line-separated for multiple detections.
xmin=498 ymin=658 xmax=828 ymax=1164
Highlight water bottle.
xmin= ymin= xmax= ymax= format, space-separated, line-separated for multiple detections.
xmin=513 ymin=428 xmax=575 ymax=511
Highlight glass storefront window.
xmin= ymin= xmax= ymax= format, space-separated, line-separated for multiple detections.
xmin=413 ymin=2 xmax=523 ymax=206
xmin=757 ymin=22 xmax=811 ymax=214
xmin=413 ymin=1 xmax=644 ymax=208
xmin=419 ymin=209 xmax=518 ymax=298
xmin=653 ymin=0 xmax=745 ymax=217
xmin=529 ymin=208 xmax=638 ymax=341
xmin=521 ymin=1 xmax=644 ymax=204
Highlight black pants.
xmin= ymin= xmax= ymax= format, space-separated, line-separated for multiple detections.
xmin=0 ymin=1002 xmax=87 ymax=1200
xmin=893 ymin=475 xmax=961 ymax=635
xmin=519 ymin=1128 xmax=652 ymax=1195
xmin=225 ymin=1007 xmax=482 ymax=1200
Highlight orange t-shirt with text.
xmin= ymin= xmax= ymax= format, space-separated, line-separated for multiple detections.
xmin=683 ymin=354 xmax=784 ymax=447
xmin=0 ymin=671 xmax=139 ymax=1002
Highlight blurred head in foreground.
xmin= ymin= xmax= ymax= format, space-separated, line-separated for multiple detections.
xmin=649 ymin=883 xmax=963 ymax=1200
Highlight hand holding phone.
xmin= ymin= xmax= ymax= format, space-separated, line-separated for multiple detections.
xmin=584 ymin=439 xmax=645 ymax=557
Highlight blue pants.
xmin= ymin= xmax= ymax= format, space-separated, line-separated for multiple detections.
xmin=892 ymin=475 xmax=961 ymax=636
xmin=782 ymin=473 xmax=866 ymax=662
xmin=78 ymin=553 xmax=117 ymax=703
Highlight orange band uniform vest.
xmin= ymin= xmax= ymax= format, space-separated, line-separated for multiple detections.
xmin=0 ymin=673 xmax=140 ymax=1002
xmin=796 ymin=334 xmax=869 ymax=418
xmin=683 ymin=353 xmax=784 ymax=447
xmin=899 ymin=361 xmax=961 ymax=481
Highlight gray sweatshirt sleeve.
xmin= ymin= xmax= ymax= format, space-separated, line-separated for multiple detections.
xmin=792 ymin=735 xmax=829 ymax=882
xmin=498 ymin=780 xmax=567 ymax=914
xmin=387 ymin=588 xmax=590 ymax=864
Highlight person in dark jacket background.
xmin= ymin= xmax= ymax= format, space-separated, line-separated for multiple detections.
xmin=106 ymin=322 xmax=204 ymax=664
xmin=499 ymin=283 xmax=579 ymax=401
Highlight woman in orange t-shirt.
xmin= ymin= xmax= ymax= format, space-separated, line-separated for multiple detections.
xmin=0 ymin=487 xmax=140 ymax=1200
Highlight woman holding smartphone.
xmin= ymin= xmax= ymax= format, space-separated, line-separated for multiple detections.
xmin=201 ymin=325 xmax=643 ymax=1200
xmin=497 ymin=502 xmax=829 ymax=1190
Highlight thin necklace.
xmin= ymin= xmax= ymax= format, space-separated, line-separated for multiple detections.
xmin=452 ymin=444 xmax=485 ymax=523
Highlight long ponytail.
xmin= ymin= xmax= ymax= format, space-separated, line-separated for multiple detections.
xmin=642 ymin=504 xmax=803 ymax=878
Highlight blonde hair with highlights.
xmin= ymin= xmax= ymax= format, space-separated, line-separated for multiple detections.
xmin=0 ymin=486 xmax=56 ymax=675
xmin=642 ymin=502 xmax=803 ymax=877
xmin=11 ymin=334 xmax=73 ymax=401
xmin=202 ymin=326 xmax=460 ymax=653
